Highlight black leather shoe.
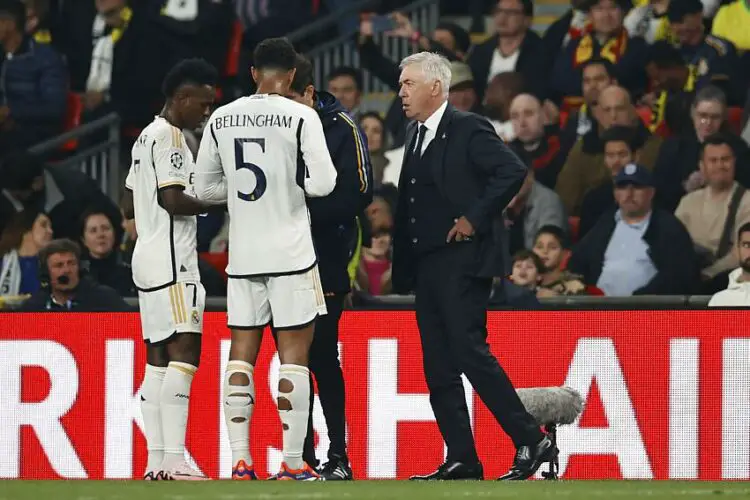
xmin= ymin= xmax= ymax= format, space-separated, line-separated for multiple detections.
xmin=409 ymin=461 xmax=483 ymax=480
xmin=497 ymin=435 xmax=558 ymax=481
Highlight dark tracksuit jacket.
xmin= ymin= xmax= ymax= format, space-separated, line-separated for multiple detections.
xmin=308 ymin=91 xmax=373 ymax=295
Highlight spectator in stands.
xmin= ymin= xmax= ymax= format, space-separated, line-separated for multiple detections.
xmin=653 ymin=86 xmax=750 ymax=212
xmin=542 ymin=0 xmax=592 ymax=58
xmin=0 ymin=0 xmax=66 ymax=153
xmin=504 ymin=169 xmax=567 ymax=255
xmin=326 ymin=67 xmax=362 ymax=118
xmin=509 ymin=93 xmax=564 ymax=189
xmin=569 ymin=163 xmax=698 ymax=295
xmin=667 ymin=0 xmax=743 ymax=105
xmin=22 ymin=0 xmax=52 ymax=44
xmin=579 ymin=125 xmax=636 ymax=238
xmin=0 ymin=209 xmax=52 ymax=296
xmin=81 ymin=0 xmax=183 ymax=131
xmin=20 ymin=238 xmax=131 ymax=311
xmin=359 ymin=112 xmax=389 ymax=187
xmin=78 ymin=208 xmax=135 ymax=297
xmin=484 ymin=71 xmax=524 ymax=141
xmin=675 ymin=134 xmax=750 ymax=291
xmin=448 ymin=61 xmax=481 ymax=114
xmin=624 ymin=0 xmax=674 ymax=44
xmin=356 ymin=227 xmax=392 ymax=296
xmin=491 ymin=249 xmax=543 ymax=308
xmin=385 ymin=12 xmax=471 ymax=60
xmin=559 ymin=58 xmax=617 ymax=153
xmin=711 ymin=0 xmax=750 ymax=86
xmin=532 ymin=225 xmax=586 ymax=296
xmin=708 ymin=222 xmax=750 ymax=306
xmin=467 ymin=0 xmax=548 ymax=101
xmin=556 ymin=85 xmax=663 ymax=215
xmin=549 ymin=0 xmax=648 ymax=109
xmin=0 ymin=151 xmax=122 ymax=242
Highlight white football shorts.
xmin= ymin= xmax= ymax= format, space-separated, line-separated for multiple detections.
xmin=227 ymin=265 xmax=327 ymax=330
xmin=138 ymin=281 xmax=206 ymax=344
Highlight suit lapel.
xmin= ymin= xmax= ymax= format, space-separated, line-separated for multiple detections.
xmin=398 ymin=122 xmax=418 ymax=190
xmin=429 ymin=104 xmax=455 ymax=193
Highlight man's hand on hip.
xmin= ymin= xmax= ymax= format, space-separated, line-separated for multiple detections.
xmin=446 ymin=216 xmax=474 ymax=242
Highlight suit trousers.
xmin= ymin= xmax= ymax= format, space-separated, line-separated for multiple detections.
xmin=415 ymin=243 xmax=542 ymax=463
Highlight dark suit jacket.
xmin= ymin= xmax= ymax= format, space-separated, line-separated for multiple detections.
xmin=392 ymin=104 xmax=527 ymax=293
xmin=467 ymin=31 xmax=549 ymax=102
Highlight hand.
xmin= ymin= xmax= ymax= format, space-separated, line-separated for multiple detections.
xmin=386 ymin=12 xmax=415 ymax=38
xmin=84 ymin=90 xmax=105 ymax=110
xmin=446 ymin=216 xmax=475 ymax=242
xmin=536 ymin=288 xmax=559 ymax=298
xmin=542 ymin=100 xmax=560 ymax=126
xmin=683 ymin=171 xmax=705 ymax=193
xmin=638 ymin=92 xmax=658 ymax=107
xmin=359 ymin=18 xmax=373 ymax=37
xmin=0 ymin=106 xmax=10 ymax=123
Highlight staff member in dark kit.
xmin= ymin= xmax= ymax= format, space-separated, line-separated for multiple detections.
xmin=392 ymin=51 xmax=556 ymax=481
xmin=283 ymin=54 xmax=373 ymax=480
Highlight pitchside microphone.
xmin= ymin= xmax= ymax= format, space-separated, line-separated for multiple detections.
xmin=516 ymin=386 xmax=584 ymax=426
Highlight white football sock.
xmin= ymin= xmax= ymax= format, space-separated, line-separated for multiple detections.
xmin=223 ymin=361 xmax=255 ymax=467
xmin=160 ymin=361 xmax=196 ymax=470
xmin=141 ymin=364 xmax=166 ymax=472
xmin=277 ymin=364 xmax=310 ymax=470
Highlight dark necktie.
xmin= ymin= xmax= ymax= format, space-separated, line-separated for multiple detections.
xmin=413 ymin=124 xmax=427 ymax=158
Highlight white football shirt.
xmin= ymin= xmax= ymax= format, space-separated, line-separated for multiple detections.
xmin=125 ymin=116 xmax=200 ymax=290
xmin=194 ymin=93 xmax=337 ymax=277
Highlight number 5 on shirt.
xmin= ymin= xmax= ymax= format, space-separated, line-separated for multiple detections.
xmin=234 ymin=137 xmax=267 ymax=202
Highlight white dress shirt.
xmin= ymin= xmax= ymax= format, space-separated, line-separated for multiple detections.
xmin=414 ymin=100 xmax=448 ymax=156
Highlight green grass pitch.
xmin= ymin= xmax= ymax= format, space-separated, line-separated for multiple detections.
xmin=2 ymin=481 xmax=749 ymax=500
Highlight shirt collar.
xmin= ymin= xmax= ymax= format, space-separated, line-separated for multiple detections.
xmin=614 ymin=209 xmax=652 ymax=229
xmin=421 ymin=100 xmax=448 ymax=132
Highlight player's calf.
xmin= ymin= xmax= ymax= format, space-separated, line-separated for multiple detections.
xmin=224 ymin=361 xmax=256 ymax=474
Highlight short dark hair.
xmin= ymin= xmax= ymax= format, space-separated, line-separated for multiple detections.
xmin=512 ymin=249 xmax=544 ymax=274
xmin=39 ymin=238 xmax=81 ymax=269
xmin=327 ymin=66 xmax=362 ymax=91
xmin=290 ymin=53 xmax=314 ymax=95
xmin=0 ymin=0 xmax=25 ymax=31
xmin=253 ymin=37 xmax=297 ymax=72
xmin=738 ymin=222 xmax=750 ymax=243
xmin=647 ymin=41 xmax=686 ymax=69
xmin=582 ymin=57 xmax=617 ymax=80
xmin=535 ymin=224 xmax=570 ymax=249
xmin=586 ymin=0 xmax=630 ymax=12
xmin=700 ymin=133 xmax=736 ymax=158
xmin=0 ymin=151 xmax=44 ymax=191
xmin=667 ymin=0 xmax=703 ymax=23
xmin=435 ymin=21 xmax=472 ymax=53
xmin=601 ymin=125 xmax=637 ymax=151
xmin=161 ymin=58 xmax=218 ymax=98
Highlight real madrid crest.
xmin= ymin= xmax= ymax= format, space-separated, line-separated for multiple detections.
xmin=170 ymin=151 xmax=184 ymax=170
xmin=191 ymin=310 xmax=200 ymax=325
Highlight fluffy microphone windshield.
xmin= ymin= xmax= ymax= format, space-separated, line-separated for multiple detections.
xmin=517 ymin=386 xmax=584 ymax=426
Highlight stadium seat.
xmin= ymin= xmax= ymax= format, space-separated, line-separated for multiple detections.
xmin=585 ymin=285 xmax=605 ymax=296
xmin=727 ymin=106 xmax=742 ymax=135
xmin=568 ymin=216 xmax=580 ymax=243
xmin=200 ymin=251 xmax=228 ymax=281
xmin=61 ymin=92 xmax=83 ymax=152
xmin=224 ymin=20 xmax=243 ymax=78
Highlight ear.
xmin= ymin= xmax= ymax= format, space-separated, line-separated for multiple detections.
xmin=287 ymin=67 xmax=297 ymax=85
xmin=250 ymin=67 xmax=259 ymax=83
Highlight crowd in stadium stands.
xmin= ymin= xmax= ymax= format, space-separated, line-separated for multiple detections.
xmin=1 ymin=0 xmax=750 ymax=308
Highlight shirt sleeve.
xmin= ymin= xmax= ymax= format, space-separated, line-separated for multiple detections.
xmin=153 ymin=127 xmax=189 ymax=190
xmin=194 ymin=122 xmax=228 ymax=203
xmin=300 ymin=110 xmax=337 ymax=198
xmin=124 ymin=165 xmax=134 ymax=191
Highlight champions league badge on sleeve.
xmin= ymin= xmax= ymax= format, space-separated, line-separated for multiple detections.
xmin=170 ymin=150 xmax=184 ymax=170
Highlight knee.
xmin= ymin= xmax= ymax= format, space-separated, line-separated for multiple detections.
xmin=168 ymin=333 xmax=202 ymax=367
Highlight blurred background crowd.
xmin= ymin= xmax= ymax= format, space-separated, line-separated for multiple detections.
xmin=1 ymin=0 xmax=750 ymax=309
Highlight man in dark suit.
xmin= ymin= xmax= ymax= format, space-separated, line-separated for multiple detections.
xmin=392 ymin=51 xmax=556 ymax=481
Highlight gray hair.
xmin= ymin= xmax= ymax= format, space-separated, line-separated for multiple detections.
xmin=399 ymin=52 xmax=451 ymax=98
xmin=692 ymin=85 xmax=727 ymax=115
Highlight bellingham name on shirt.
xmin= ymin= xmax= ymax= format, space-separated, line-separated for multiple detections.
xmin=214 ymin=114 xmax=293 ymax=130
